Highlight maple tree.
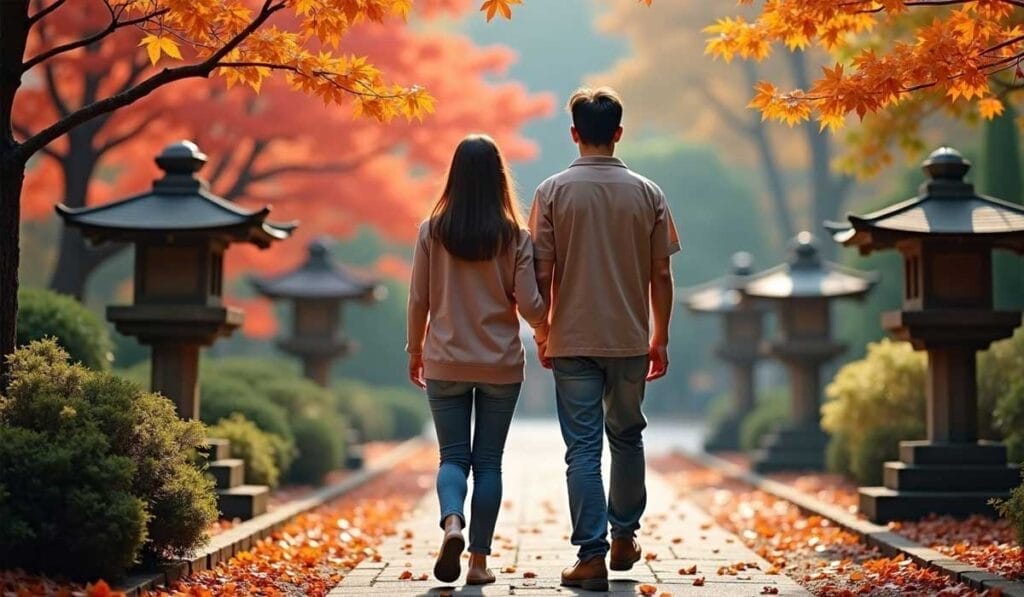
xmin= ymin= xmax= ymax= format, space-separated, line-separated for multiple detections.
xmin=593 ymin=3 xmax=852 ymax=253
xmin=17 ymin=0 xmax=549 ymax=300
xmin=0 ymin=0 xmax=542 ymax=383
xmin=703 ymin=1 xmax=1024 ymax=140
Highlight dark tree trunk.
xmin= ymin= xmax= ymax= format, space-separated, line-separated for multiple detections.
xmin=1 ymin=0 xmax=30 ymax=386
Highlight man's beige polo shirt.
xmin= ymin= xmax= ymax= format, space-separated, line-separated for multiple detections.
xmin=528 ymin=155 xmax=681 ymax=358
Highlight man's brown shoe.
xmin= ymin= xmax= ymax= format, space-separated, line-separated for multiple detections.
xmin=609 ymin=538 xmax=642 ymax=571
xmin=560 ymin=556 xmax=609 ymax=592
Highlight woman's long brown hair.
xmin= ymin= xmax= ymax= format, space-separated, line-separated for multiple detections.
xmin=429 ymin=134 xmax=523 ymax=262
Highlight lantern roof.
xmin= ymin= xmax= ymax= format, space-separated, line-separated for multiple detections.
xmin=684 ymin=252 xmax=761 ymax=313
xmin=743 ymin=232 xmax=877 ymax=300
xmin=827 ymin=146 xmax=1024 ymax=253
xmin=252 ymin=238 xmax=382 ymax=300
xmin=56 ymin=140 xmax=296 ymax=247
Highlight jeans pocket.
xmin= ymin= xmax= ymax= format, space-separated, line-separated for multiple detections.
xmin=426 ymin=379 xmax=471 ymax=398
xmin=552 ymin=357 xmax=596 ymax=377
xmin=621 ymin=355 xmax=650 ymax=384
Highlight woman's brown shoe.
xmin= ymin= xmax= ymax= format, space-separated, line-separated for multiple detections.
xmin=433 ymin=516 xmax=465 ymax=583
xmin=560 ymin=556 xmax=609 ymax=592
xmin=609 ymin=537 xmax=642 ymax=571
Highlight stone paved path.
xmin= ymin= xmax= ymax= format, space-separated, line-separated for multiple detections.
xmin=329 ymin=422 xmax=808 ymax=596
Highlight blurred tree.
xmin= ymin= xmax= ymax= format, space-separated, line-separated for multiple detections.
xmin=2 ymin=0 xmax=454 ymax=382
xmin=591 ymin=2 xmax=852 ymax=255
xmin=17 ymin=0 xmax=550 ymax=300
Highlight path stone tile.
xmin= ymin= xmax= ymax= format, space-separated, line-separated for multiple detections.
xmin=328 ymin=424 xmax=808 ymax=596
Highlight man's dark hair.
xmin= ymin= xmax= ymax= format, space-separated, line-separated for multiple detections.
xmin=568 ymin=87 xmax=623 ymax=147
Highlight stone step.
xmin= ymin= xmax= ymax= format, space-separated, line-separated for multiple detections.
xmin=217 ymin=485 xmax=270 ymax=520
xmin=859 ymin=486 xmax=1011 ymax=523
xmin=884 ymin=461 xmax=1021 ymax=492
xmin=200 ymin=437 xmax=232 ymax=462
xmin=207 ymin=458 xmax=245 ymax=490
xmin=900 ymin=440 xmax=1008 ymax=466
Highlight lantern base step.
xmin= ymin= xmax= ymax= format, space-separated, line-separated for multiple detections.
xmin=858 ymin=487 xmax=1011 ymax=523
xmin=200 ymin=438 xmax=232 ymax=462
xmin=702 ymin=413 xmax=745 ymax=452
xmin=217 ymin=485 xmax=270 ymax=520
xmin=208 ymin=459 xmax=246 ymax=490
xmin=899 ymin=440 xmax=1009 ymax=465
xmin=751 ymin=425 xmax=829 ymax=473
xmin=883 ymin=461 xmax=1020 ymax=492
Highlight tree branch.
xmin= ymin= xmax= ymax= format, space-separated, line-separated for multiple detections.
xmin=27 ymin=0 xmax=64 ymax=25
xmin=22 ymin=8 xmax=169 ymax=72
xmin=11 ymin=122 xmax=61 ymax=160
xmin=15 ymin=0 xmax=286 ymax=162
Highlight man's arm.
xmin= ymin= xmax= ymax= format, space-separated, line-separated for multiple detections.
xmin=534 ymin=258 xmax=555 ymax=368
xmin=648 ymin=256 xmax=674 ymax=381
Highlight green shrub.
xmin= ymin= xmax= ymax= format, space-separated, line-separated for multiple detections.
xmin=992 ymin=466 xmax=1024 ymax=547
xmin=286 ymin=415 xmax=345 ymax=485
xmin=0 ymin=340 xmax=216 ymax=579
xmin=822 ymin=339 xmax=926 ymax=483
xmin=16 ymin=288 xmax=113 ymax=370
xmin=207 ymin=414 xmax=284 ymax=488
xmin=375 ymin=386 xmax=428 ymax=439
xmin=739 ymin=389 xmax=789 ymax=451
xmin=980 ymin=328 xmax=1024 ymax=462
xmin=335 ymin=380 xmax=394 ymax=441
xmin=200 ymin=375 xmax=294 ymax=442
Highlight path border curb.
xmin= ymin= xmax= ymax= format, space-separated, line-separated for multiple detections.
xmin=683 ymin=450 xmax=1024 ymax=597
xmin=116 ymin=438 xmax=427 ymax=596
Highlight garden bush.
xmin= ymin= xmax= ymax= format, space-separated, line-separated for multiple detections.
xmin=16 ymin=288 xmax=113 ymax=370
xmin=206 ymin=414 xmax=284 ymax=488
xmin=739 ymin=389 xmax=789 ymax=451
xmin=0 ymin=340 xmax=216 ymax=580
xmin=979 ymin=327 xmax=1024 ymax=462
xmin=821 ymin=339 xmax=926 ymax=484
xmin=992 ymin=467 xmax=1024 ymax=547
xmin=285 ymin=415 xmax=345 ymax=485
xmin=336 ymin=381 xmax=394 ymax=441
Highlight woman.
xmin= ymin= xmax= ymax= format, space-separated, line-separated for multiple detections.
xmin=406 ymin=134 xmax=548 ymax=585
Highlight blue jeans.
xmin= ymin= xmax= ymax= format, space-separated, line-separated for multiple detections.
xmin=552 ymin=356 xmax=649 ymax=560
xmin=426 ymin=379 xmax=520 ymax=555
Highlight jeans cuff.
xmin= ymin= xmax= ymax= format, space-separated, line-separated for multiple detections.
xmin=438 ymin=510 xmax=465 ymax=530
xmin=578 ymin=547 xmax=608 ymax=561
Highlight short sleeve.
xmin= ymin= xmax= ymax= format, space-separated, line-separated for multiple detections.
xmin=652 ymin=191 xmax=681 ymax=259
xmin=528 ymin=183 xmax=556 ymax=261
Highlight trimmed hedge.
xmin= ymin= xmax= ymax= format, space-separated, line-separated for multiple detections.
xmin=16 ymin=288 xmax=113 ymax=370
xmin=822 ymin=339 xmax=926 ymax=484
xmin=979 ymin=327 xmax=1024 ymax=462
xmin=0 ymin=340 xmax=216 ymax=580
xmin=207 ymin=414 xmax=284 ymax=488
xmin=993 ymin=467 xmax=1024 ymax=548
xmin=286 ymin=416 xmax=344 ymax=485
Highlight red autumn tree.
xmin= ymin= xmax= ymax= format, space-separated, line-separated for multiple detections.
xmin=0 ymin=0 xmax=550 ymax=382
xmin=18 ymin=0 xmax=550 ymax=299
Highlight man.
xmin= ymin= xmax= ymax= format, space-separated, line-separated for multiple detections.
xmin=529 ymin=86 xmax=680 ymax=592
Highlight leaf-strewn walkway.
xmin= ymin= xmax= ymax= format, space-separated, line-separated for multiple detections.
xmin=328 ymin=422 xmax=808 ymax=596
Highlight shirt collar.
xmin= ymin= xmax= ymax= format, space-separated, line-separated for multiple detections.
xmin=569 ymin=156 xmax=627 ymax=169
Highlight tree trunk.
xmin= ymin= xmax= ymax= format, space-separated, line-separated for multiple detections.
xmin=1 ymin=0 xmax=30 ymax=387
xmin=0 ymin=156 xmax=24 ymax=386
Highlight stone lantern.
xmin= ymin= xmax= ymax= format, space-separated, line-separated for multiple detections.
xmin=829 ymin=146 xmax=1024 ymax=521
xmin=57 ymin=140 xmax=295 ymax=419
xmin=684 ymin=252 xmax=767 ymax=452
xmin=742 ymin=232 xmax=876 ymax=472
xmin=252 ymin=238 xmax=385 ymax=387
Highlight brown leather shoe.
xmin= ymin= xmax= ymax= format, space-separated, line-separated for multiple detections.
xmin=560 ymin=556 xmax=608 ymax=592
xmin=609 ymin=537 xmax=642 ymax=571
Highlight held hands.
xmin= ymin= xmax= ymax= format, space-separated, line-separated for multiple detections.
xmin=534 ymin=335 xmax=552 ymax=369
xmin=408 ymin=353 xmax=426 ymax=389
xmin=647 ymin=342 xmax=669 ymax=381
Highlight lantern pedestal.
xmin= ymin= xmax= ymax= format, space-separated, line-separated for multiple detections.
xmin=857 ymin=309 xmax=1021 ymax=522
xmin=752 ymin=339 xmax=844 ymax=473
xmin=277 ymin=336 xmax=353 ymax=387
xmin=109 ymin=304 xmax=243 ymax=419
xmin=703 ymin=343 xmax=759 ymax=452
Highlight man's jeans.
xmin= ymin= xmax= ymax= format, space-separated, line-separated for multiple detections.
xmin=552 ymin=356 xmax=649 ymax=561
xmin=426 ymin=380 xmax=521 ymax=555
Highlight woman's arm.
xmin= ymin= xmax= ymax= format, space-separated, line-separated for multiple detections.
xmin=406 ymin=225 xmax=430 ymax=387
xmin=514 ymin=232 xmax=549 ymax=340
